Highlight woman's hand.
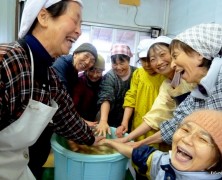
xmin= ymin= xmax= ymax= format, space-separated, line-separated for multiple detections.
xmin=126 ymin=141 xmax=142 ymax=148
xmin=92 ymin=136 xmax=106 ymax=146
xmin=95 ymin=122 xmax=111 ymax=137
xmin=115 ymin=125 xmax=128 ymax=138
xmin=114 ymin=136 xmax=129 ymax=143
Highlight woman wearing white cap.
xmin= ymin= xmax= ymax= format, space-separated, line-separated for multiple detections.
xmin=0 ymin=0 xmax=103 ymax=179
xmin=115 ymin=39 xmax=165 ymax=142
xmin=139 ymin=23 xmax=222 ymax=148
xmin=117 ymin=36 xmax=195 ymax=150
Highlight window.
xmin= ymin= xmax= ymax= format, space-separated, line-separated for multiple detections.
xmin=70 ymin=24 xmax=151 ymax=73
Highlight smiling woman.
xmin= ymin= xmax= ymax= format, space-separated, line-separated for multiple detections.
xmin=117 ymin=36 xmax=195 ymax=154
xmin=97 ymin=109 xmax=222 ymax=179
xmin=0 ymin=1 xmax=105 ymax=179
xmin=170 ymin=40 xmax=211 ymax=84
xmin=52 ymin=42 xmax=98 ymax=95
xmin=137 ymin=23 xmax=222 ymax=151
xmin=171 ymin=110 xmax=222 ymax=172
xmin=96 ymin=44 xmax=137 ymax=137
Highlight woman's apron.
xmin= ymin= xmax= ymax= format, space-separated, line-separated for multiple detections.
xmin=0 ymin=46 xmax=58 ymax=180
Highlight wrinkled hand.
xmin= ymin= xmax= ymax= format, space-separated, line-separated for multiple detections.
xmin=126 ymin=141 xmax=142 ymax=148
xmin=95 ymin=122 xmax=111 ymax=137
xmin=115 ymin=125 xmax=128 ymax=138
xmin=114 ymin=136 xmax=128 ymax=143
xmin=93 ymin=136 xmax=105 ymax=146
xmin=96 ymin=138 xmax=108 ymax=146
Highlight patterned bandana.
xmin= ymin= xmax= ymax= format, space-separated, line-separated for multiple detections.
xmin=19 ymin=0 xmax=83 ymax=39
xmin=110 ymin=44 xmax=133 ymax=57
xmin=175 ymin=23 xmax=222 ymax=60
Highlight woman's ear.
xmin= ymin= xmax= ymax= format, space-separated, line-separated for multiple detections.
xmin=37 ymin=8 xmax=50 ymax=28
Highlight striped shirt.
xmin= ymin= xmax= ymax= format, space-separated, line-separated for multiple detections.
xmin=0 ymin=39 xmax=94 ymax=145
xmin=97 ymin=66 xmax=137 ymax=128
xmin=160 ymin=59 xmax=222 ymax=144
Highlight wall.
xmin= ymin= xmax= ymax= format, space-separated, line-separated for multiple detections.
xmin=81 ymin=0 xmax=169 ymax=31
xmin=167 ymin=0 xmax=222 ymax=37
xmin=0 ymin=0 xmax=169 ymax=43
xmin=0 ymin=0 xmax=16 ymax=43
xmin=3 ymin=1 xmax=221 ymax=43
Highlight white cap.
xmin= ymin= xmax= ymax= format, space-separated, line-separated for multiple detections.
xmin=19 ymin=0 xmax=83 ymax=39
xmin=137 ymin=39 xmax=154 ymax=58
xmin=152 ymin=36 xmax=172 ymax=45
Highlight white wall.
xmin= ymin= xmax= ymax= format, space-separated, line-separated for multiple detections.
xmin=167 ymin=0 xmax=222 ymax=37
xmin=81 ymin=0 xmax=169 ymax=31
xmin=2 ymin=0 xmax=221 ymax=43
xmin=0 ymin=0 xmax=169 ymax=43
xmin=0 ymin=0 xmax=16 ymax=43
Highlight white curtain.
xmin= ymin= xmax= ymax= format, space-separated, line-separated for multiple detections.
xmin=0 ymin=0 xmax=16 ymax=43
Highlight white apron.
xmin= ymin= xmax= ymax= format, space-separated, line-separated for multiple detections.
xmin=0 ymin=46 xmax=58 ymax=180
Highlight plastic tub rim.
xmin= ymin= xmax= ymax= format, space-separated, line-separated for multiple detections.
xmin=51 ymin=129 xmax=129 ymax=162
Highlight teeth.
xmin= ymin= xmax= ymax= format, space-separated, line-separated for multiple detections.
xmin=177 ymin=147 xmax=192 ymax=160
xmin=67 ymin=37 xmax=75 ymax=43
xmin=158 ymin=64 xmax=167 ymax=70
xmin=71 ymin=38 xmax=76 ymax=43
xmin=178 ymin=151 xmax=192 ymax=160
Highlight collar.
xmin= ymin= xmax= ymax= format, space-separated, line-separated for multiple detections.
xmin=24 ymin=34 xmax=54 ymax=85
xmin=25 ymin=34 xmax=54 ymax=66
xmin=191 ymin=57 xmax=222 ymax=99
xmin=161 ymin=163 xmax=176 ymax=180
xmin=165 ymin=155 xmax=222 ymax=180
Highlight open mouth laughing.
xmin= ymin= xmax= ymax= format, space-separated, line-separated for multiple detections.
xmin=176 ymin=146 xmax=193 ymax=162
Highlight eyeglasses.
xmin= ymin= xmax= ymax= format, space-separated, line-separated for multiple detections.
xmin=88 ymin=68 xmax=103 ymax=75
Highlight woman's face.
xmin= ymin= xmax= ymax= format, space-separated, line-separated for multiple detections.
xmin=171 ymin=122 xmax=219 ymax=171
xmin=74 ymin=52 xmax=96 ymax=72
xmin=38 ymin=2 xmax=82 ymax=57
xmin=140 ymin=57 xmax=156 ymax=75
xmin=171 ymin=48 xmax=208 ymax=84
xmin=112 ymin=59 xmax=130 ymax=78
xmin=149 ymin=45 xmax=174 ymax=79
xmin=87 ymin=68 xmax=103 ymax=82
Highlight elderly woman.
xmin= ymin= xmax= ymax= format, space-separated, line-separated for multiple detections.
xmin=32 ymin=42 xmax=97 ymax=178
xmin=0 ymin=0 xmax=103 ymax=179
xmin=53 ymin=42 xmax=98 ymax=95
xmin=116 ymin=39 xmax=165 ymax=141
xmin=117 ymin=36 xmax=195 ymax=151
xmin=72 ymin=54 xmax=105 ymax=124
xmin=96 ymin=44 xmax=137 ymax=137
xmin=141 ymin=23 xmax=222 ymax=146
xmin=98 ymin=109 xmax=222 ymax=179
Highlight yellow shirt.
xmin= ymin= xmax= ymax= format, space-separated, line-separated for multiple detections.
xmin=123 ymin=68 xmax=165 ymax=141
xmin=143 ymin=79 xmax=196 ymax=130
